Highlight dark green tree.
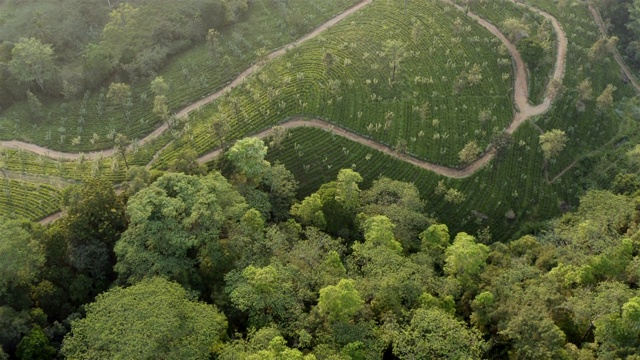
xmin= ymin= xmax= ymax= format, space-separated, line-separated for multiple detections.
xmin=15 ymin=326 xmax=56 ymax=360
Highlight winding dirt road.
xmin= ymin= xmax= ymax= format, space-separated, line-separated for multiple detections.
xmin=0 ymin=0 xmax=568 ymax=223
xmin=198 ymin=0 xmax=568 ymax=178
xmin=0 ymin=0 xmax=374 ymax=161
xmin=2 ymin=0 xmax=565 ymax=178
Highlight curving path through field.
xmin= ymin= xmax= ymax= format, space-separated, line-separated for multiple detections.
xmin=198 ymin=0 xmax=568 ymax=178
xmin=5 ymin=0 xmax=565 ymax=179
xmin=7 ymin=0 xmax=568 ymax=223
xmin=0 ymin=0 xmax=374 ymax=161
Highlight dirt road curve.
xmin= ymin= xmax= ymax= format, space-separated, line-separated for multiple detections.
xmin=9 ymin=0 xmax=568 ymax=224
xmin=1 ymin=0 xmax=374 ymax=161
xmin=198 ymin=0 xmax=568 ymax=178
xmin=5 ymin=0 xmax=566 ymax=179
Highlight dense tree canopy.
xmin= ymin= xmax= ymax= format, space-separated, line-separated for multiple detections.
xmin=0 ymin=218 xmax=43 ymax=299
xmin=61 ymin=277 xmax=227 ymax=359
xmin=8 ymin=37 xmax=56 ymax=91
xmin=114 ymin=172 xmax=247 ymax=288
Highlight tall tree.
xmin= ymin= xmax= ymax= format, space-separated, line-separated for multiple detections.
xmin=317 ymin=279 xmax=364 ymax=323
xmin=62 ymin=277 xmax=227 ymax=359
xmin=0 ymin=218 xmax=44 ymax=300
xmin=114 ymin=172 xmax=246 ymax=288
xmin=15 ymin=326 xmax=56 ymax=360
xmin=458 ymin=141 xmax=481 ymax=166
xmin=226 ymin=264 xmax=301 ymax=331
xmin=107 ymin=82 xmax=131 ymax=121
xmin=444 ymin=232 xmax=489 ymax=289
xmin=383 ymin=39 xmax=407 ymax=84
xmin=113 ymin=133 xmax=130 ymax=170
xmin=360 ymin=177 xmax=429 ymax=252
xmin=59 ymin=178 xmax=126 ymax=295
xmin=392 ymin=307 xmax=486 ymax=359
xmin=596 ymin=84 xmax=617 ymax=111
xmin=502 ymin=19 xmax=529 ymax=43
xmin=227 ymin=137 xmax=270 ymax=184
xmin=334 ymin=169 xmax=363 ymax=211
xmin=539 ymin=129 xmax=568 ymax=161
xmin=8 ymin=38 xmax=56 ymax=92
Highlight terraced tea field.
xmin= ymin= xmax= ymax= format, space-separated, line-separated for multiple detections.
xmin=152 ymin=0 xmax=516 ymax=168
xmin=0 ymin=0 xmax=637 ymax=243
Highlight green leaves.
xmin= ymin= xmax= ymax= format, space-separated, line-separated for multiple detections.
xmin=444 ymin=232 xmax=489 ymax=287
xmin=61 ymin=277 xmax=227 ymax=360
xmin=226 ymin=264 xmax=300 ymax=329
xmin=8 ymin=38 xmax=56 ymax=91
xmin=334 ymin=169 xmax=363 ymax=211
xmin=362 ymin=215 xmax=402 ymax=254
xmin=0 ymin=218 xmax=44 ymax=298
xmin=539 ymin=129 xmax=568 ymax=160
xmin=114 ymin=172 xmax=246 ymax=287
xmin=228 ymin=137 xmax=271 ymax=184
xmin=318 ymin=279 xmax=364 ymax=323
xmin=392 ymin=307 xmax=486 ymax=359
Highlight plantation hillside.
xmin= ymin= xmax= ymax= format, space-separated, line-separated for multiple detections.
xmin=3 ymin=0 xmax=640 ymax=358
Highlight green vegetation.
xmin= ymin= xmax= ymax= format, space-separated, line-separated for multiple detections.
xmin=0 ymin=179 xmax=61 ymax=220
xmin=2 ymin=159 xmax=640 ymax=358
xmin=455 ymin=0 xmax=557 ymax=104
xmin=0 ymin=0 xmax=359 ymax=151
xmin=526 ymin=0 xmax=635 ymax=184
xmin=154 ymin=0 xmax=513 ymax=169
xmin=263 ymin=125 xmax=573 ymax=241
xmin=3 ymin=0 xmax=640 ymax=357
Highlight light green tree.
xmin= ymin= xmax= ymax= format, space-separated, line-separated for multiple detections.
xmin=150 ymin=76 xmax=169 ymax=97
xmin=539 ymin=129 xmax=567 ymax=161
xmin=502 ymin=18 xmax=529 ymax=43
xmin=317 ymin=279 xmax=364 ymax=323
xmin=596 ymin=84 xmax=616 ymax=111
xmin=444 ymin=232 xmax=489 ymax=286
xmin=8 ymin=37 xmax=56 ymax=91
xmin=62 ymin=277 xmax=227 ymax=360
xmin=226 ymin=264 xmax=301 ymax=329
xmin=107 ymin=82 xmax=132 ymax=120
xmin=420 ymin=224 xmax=450 ymax=266
xmin=113 ymin=133 xmax=130 ymax=169
xmin=335 ymin=169 xmax=363 ymax=211
xmin=291 ymin=193 xmax=326 ymax=228
xmin=393 ymin=307 xmax=486 ymax=359
xmin=227 ymin=137 xmax=270 ymax=184
xmin=458 ymin=140 xmax=481 ymax=166
xmin=361 ymin=215 xmax=402 ymax=254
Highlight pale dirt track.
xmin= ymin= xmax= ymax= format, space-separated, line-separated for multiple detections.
xmin=198 ymin=0 xmax=569 ymax=178
xmin=0 ymin=0 xmax=567 ymax=223
xmin=0 ymin=0 xmax=374 ymax=162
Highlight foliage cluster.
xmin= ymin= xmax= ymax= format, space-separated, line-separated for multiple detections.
xmin=2 ymin=142 xmax=640 ymax=358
